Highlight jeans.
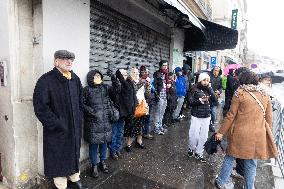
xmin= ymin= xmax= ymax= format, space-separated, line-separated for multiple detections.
xmin=110 ymin=119 xmax=124 ymax=154
xmin=143 ymin=105 xmax=152 ymax=135
xmin=173 ymin=96 xmax=185 ymax=119
xmin=89 ymin=143 xmax=107 ymax=166
xmin=210 ymin=105 xmax=217 ymax=125
xmin=154 ymin=98 xmax=167 ymax=133
xmin=216 ymin=155 xmax=257 ymax=189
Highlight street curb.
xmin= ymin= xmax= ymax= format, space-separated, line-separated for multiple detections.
xmin=270 ymin=158 xmax=284 ymax=189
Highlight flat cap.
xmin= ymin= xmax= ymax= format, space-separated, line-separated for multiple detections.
xmin=54 ymin=50 xmax=75 ymax=59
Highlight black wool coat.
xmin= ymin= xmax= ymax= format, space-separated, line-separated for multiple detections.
xmin=33 ymin=67 xmax=83 ymax=178
xmin=115 ymin=70 xmax=137 ymax=118
xmin=82 ymin=71 xmax=113 ymax=144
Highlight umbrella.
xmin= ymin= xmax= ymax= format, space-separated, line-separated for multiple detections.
xmin=223 ymin=64 xmax=241 ymax=76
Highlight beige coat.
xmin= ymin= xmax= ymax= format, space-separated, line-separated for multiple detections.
xmin=218 ymin=87 xmax=278 ymax=160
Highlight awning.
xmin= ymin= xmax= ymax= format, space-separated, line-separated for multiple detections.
xmin=184 ymin=18 xmax=239 ymax=51
xmin=159 ymin=0 xmax=238 ymax=52
xmin=160 ymin=0 xmax=205 ymax=31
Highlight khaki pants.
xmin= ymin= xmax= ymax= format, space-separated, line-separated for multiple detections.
xmin=53 ymin=172 xmax=80 ymax=189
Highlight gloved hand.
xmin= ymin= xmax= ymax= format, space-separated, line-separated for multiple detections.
xmin=106 ymin=69 xmax=113 ymax=77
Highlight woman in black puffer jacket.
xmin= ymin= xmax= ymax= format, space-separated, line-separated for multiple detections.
xmin=83 ymin=69 xmax=114 ymax=178
xmin=187 ymin=72 xmax=217 ymax=163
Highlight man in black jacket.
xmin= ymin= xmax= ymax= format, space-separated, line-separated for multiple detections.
xmin=209 ymin=66 xmax=223 ymax=132
xmin=33 ymin=50 xmax=88 ymax=189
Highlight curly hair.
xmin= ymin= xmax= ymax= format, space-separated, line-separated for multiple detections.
xmin=238 ymin=70 xmax=259 ymax=85
xmin=235 ymin=67 xmax=250 ymax=77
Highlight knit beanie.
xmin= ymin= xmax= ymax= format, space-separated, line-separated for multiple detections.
xmin=198 ymin=72 xmax=210 ymax=83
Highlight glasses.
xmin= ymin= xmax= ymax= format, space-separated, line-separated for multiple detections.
xmin=59 ymin=58 xmax=74 ymax=62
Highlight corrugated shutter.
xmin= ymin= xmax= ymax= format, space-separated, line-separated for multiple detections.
xmin=90 ymin=0 xmax=170 ymax=80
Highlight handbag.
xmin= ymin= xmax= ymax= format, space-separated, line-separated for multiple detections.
xmin=134 ymin=100 xmax=148 ymax=118
xmin=247 ymin=91 xmax=278 ymax=158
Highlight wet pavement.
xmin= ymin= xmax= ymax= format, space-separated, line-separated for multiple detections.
xmin=35 ymin=107 xmax=275 ymax=189
xmin=78 ymin=108 xmax=275 ymax=189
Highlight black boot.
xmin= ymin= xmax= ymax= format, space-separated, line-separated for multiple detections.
xmin=125 ymin=145 xmax=132 ymax=152
xmin=98 ymin=161 xmax=109 ymax=173
xmin=135 ymin=142 xmax=146 ymax=149
xmin=67 ymin=180 xmax=88 ymax=189
xmin=91 ymin=165 xmax=99 ymax=178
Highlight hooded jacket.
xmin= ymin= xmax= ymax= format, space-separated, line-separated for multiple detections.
xmin=82 ymin=70 xmax=112 ymax=144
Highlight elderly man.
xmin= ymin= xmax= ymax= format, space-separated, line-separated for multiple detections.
xmin=33 ymin=50 xmax=88 ymax=189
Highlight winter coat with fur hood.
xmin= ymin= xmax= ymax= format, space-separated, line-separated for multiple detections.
xmin=218 ymin=85 xmax=277 ymax=160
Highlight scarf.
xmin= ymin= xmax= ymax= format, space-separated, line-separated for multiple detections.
xmin=62 ymin=72 xmax=72 ymax=80
xmin=238 ymin=84 xmax=268 ymax=96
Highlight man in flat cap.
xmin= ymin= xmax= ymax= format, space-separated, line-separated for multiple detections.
xmin=33 ymin=50 xmax=88 ymax=189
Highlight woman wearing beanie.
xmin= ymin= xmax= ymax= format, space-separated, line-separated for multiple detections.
xmin=187 ymin=72 xmax=217 ymax=163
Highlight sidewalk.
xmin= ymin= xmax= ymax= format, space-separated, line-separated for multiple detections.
xmin=77 ymin=110 xmax=274 ymax=189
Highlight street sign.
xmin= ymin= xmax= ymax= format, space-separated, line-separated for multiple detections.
xmin=210 ymin=57 xmax=217 ymax=68
xmin=231 ymin=9 xmax=238 ymax=29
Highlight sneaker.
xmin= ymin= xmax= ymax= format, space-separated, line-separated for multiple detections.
xmin=214 ymin=180 xmax=225 ymax=189
xmin=116 ymin=151 xmax=121 ymax=157
xmin=180 ymin=114 xmax=185 ymax=118
xmin=157 ymin=131 xmax=164 ymax=135
xmin=162 ymin=128 xmax=168 ymax=133
xmin=98 ymin=161 xmax=109 ymax=174
xmin=194 ymin=154 xmax=207 ymax=163
xmin=187 ymin=149 xmax=194 ymax=157
xmin=110 ymin=153 xmax=118 ymax=160
xmin=231 ymin=169 xmax=244 ymax=180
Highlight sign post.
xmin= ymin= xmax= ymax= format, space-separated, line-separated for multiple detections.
xmin=210 ymin=56 xmax=217 ymax=69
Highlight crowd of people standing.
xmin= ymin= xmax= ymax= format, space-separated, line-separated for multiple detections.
xmin=33 ymin=50 xmax=278 ymax=189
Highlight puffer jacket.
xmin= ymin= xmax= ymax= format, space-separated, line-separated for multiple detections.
xmin=83 ymin=70 xmax=112 ymax=144
xmin=189 ymin=84 xmax=216 ymax=118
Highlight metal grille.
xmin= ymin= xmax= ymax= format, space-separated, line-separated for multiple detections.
xmin=272 ymin=99 xmax=284 ymax=177
xmin=90 ymin=0 xmax=170 ymax=79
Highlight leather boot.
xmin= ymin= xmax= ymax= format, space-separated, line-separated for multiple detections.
xmin=98 ymin=161 xmax=109 ymax=173
xmin=91 ymin=165 xmax=99 ymax=178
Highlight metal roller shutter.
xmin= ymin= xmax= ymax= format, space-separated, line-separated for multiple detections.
xmin=90 ymin=0 xmax=171 ymax=79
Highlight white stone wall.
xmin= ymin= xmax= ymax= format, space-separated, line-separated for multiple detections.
xmin=41 ymin=0 xmax=91 ymax=172
xmin=0 ymin=0 xmax=16 ymax=186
